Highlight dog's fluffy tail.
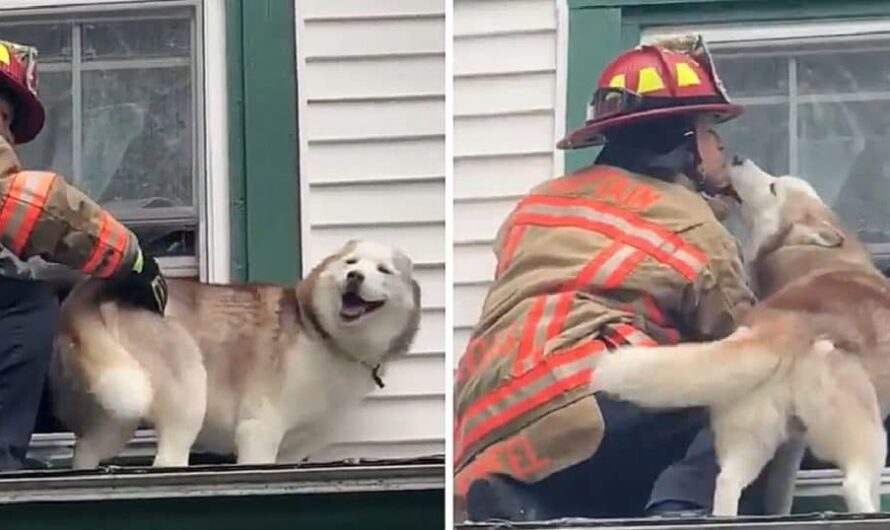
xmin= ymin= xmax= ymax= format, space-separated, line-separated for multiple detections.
xmin=66 ymin=284 xmax=154 ymax=421
xmin=592 ymin=328 xmax=781 ymax=408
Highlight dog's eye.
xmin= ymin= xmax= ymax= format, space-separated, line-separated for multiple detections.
xmin=769 ymin=182 xmax=777 ymax=196
xmin=345 ymin=258 xmax=358 ymax=265
xmin=377 ymin=265 xmax=392 ymax=275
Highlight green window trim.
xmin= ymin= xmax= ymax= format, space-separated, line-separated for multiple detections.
xmin=226 ymin=0 xmax=301 ymax=284
xmin=564 ymin=0 xmax=890 ymax=173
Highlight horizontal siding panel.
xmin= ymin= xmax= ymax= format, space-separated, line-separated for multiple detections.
xmin=303 ymin=17 xmax=444 ymax=58
xmin=298 ymin=0 xmax=445 ymax=464
xmin=455 ymin=284 xmax=489 ymax=328
xmin=455 ymin=0 xmax=556 ymax=36
xmin=308 ymin=180 xmax=445 ymax=226
xmin=305 ymin=137 xmax=443 ymax=183
xmin=455 ymin=72 xmax=555 ymax=116
xmin=415 ymin=267 xmax=445 ymax=310
xmin=455 ymin=32 xmax=556 ymax=77
xmin=454 ymin=243 xmax=497 ymax=284
xmin=369 ymin=353 xmax=445 ymax=398
xmin=306 ymin=440 xmax=444 ymax=463
xmin=299 ymin=0 xmax=443 ymax=19
xmin=454 ymin=198 xmax=518 ymax=243
xmin=456 ymin=112 xmax=555 ymax=157
xmin=326 ymin=396 xmax=445 ymax=443
xmin=309 ymin=224 xmax=444 ymax=266
xmin=413 ymin=309 xmax=445 ymax=355
xmin=304 ymin=99 xmax=444 ymax=142
xmin=454 ymin=153 xmax=551 ymax=199
xmin=303 ymin=56 xmax=444 ymax=100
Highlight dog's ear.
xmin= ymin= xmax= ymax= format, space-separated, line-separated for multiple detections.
xmin=788 ymin=220 xmax=844 ymax=248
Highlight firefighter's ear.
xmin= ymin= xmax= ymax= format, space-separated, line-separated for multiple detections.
xmin=787 ymin=220 xmax=844 ymax=248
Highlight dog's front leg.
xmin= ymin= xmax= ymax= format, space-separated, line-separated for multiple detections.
xmin=234 ymin=416 xmax=285 ymax=465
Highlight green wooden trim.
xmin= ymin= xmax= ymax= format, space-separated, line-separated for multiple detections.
xmin=563 ymin=0 xmax=890 ymax=174
xmin=0 ymin=490 xmax=444 ymax=530
xmin=564 ymin=7 xmax=623 ymax=173
xmin=225 ymin=0 xmax=247 ymax=282
xmin=225 ymin=0 xmax=301 ymax=284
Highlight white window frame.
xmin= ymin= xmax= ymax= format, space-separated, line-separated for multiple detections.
xmin=0 ymin=0 xmax=230 ymax=283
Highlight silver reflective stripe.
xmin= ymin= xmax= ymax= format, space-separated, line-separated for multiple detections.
xmin=519 ymin=203 xmax=705 ymax=276
xmin=591 ymin=245 xmax=639 ymax=286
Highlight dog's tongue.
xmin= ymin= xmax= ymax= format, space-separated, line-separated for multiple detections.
xmin=341 ymin=292 xmax=367 ymax=319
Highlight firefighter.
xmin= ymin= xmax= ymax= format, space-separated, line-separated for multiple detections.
xmin=454 ymin=35 xmax=760 ymax=521
xmin=0 ymin=40 xmax=167 ymax=470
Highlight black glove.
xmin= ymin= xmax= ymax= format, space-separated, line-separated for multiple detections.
xmin=103 ymin=251 xmax=169 ymax=315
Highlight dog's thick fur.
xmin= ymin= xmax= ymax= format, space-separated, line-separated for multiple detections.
xmin=592 ymin=158 xmax=890 ymax=515
xmin=50 ymin=240 xmax=421 ymax=468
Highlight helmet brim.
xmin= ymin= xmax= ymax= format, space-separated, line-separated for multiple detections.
xmin=557 ymin=103 xmax=743 ymax=150
xmin=0 ymin=69 xmax=45 ymax=144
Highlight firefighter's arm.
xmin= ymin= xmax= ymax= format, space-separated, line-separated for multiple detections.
xmin=680 ymin=223 xmax=756 ymax=341
xmin=0 ymin=169 xmax=142 ymax=279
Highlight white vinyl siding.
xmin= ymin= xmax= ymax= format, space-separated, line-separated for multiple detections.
xmin=453 ymin=0 xmax=565 ymax=367
xmin=293 ymin=0 xmax=445 ymax=462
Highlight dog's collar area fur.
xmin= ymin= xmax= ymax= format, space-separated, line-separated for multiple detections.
xmin=293 ymin=295 xmax=387 ymax=389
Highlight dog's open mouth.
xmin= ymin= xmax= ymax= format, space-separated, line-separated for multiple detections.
xmin=339 ymin=292 xmax=385 ymax=322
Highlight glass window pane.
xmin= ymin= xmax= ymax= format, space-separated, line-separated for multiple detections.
xmin=81 ymin=17 xmax=190 ymax=61
xmin=15 ymin=71 xmax=73 ymax=177
xmin=717 ymin=103 xmax=789 ymax=175
xmin=0 ymin=22 xmax=72 ymax=62
xmin=800 ymin=100 xmax=890 ymax=243
xmin=797 ymin=47 xmax=890 ymax=95
xmin=712 ymin=54 xmax=789 ymax=98
xmin=81 ymin=67 xmax=193 ymax=207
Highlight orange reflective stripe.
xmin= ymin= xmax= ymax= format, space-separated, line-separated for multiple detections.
xmin=602 ymin=248 xmax=646 ymax=288
xmin=82 ymin=212 xmax=130 ymax=277
xmin=455 ymin=339 xmax=607 ymax=465
xmin=0 ymin=171 xmax=55 ymax=254
xmin=509 ymin=195 xmax=705 ymax=280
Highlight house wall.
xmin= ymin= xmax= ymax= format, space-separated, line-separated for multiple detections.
xmin=292 ymin=0 xmax=446 ymax=462
xmin=452 ymin=0 xmax=567 ymax=365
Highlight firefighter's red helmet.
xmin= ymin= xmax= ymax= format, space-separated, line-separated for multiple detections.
xmin=557 ymin=37 xmax=742 ymax=150
xmin=0 ymin=40 xmax=44 ymax=144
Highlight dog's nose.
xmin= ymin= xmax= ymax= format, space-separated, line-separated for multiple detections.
xmin=346 ymin=270 xmax=364 ymax=284
xmin=731 ymin=155 xmax=746 ymax=167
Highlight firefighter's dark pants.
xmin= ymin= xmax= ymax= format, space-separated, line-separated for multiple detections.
xmin=0 ymin=278 xmax=58 ymax=471
xmin=466 ymin=392 xmax=769 ymax=521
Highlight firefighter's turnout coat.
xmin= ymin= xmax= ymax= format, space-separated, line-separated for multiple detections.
xmin=0 ymin=134 xmax=140 ymax=280
xmin=454 ymin=164 xmax=755 ymax=509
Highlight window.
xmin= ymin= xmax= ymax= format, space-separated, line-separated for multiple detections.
xmin=0 ymin=2 xmax=203 ymax=276
xmin=645 ymin=22 xmax=890 ymax=259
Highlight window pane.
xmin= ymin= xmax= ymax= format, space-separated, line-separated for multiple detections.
xmin=81 ymin=66 xmax=193 ymax=207
xmin=81 ymin=17 xmax=190 ymax=61
xmin=797 ymin=47 xmax=890 ymax=95
xmin=712 ymin=54 xmax=789 ymax=98
xmin=15 ymin=71 xmax=73 ymax=177
xmin=0 ymin=22 xmax=71 ymax=62
xmin=717 ymin=104 xmax=789 ymax=175
xmin=799 ymin=100 xmax=890 ymax=243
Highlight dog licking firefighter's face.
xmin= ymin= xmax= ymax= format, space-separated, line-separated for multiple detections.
xmin=693 ymin=124 xmax=738 ymax=220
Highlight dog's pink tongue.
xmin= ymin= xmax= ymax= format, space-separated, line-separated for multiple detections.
xmin=341 ymin=305 xmax=364 ymax=318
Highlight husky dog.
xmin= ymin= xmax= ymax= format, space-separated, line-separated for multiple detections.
xmin=592 ymin=158 xmax=890 ymax=515
xmin=50 ymin=240 xmax=421 ymax=468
